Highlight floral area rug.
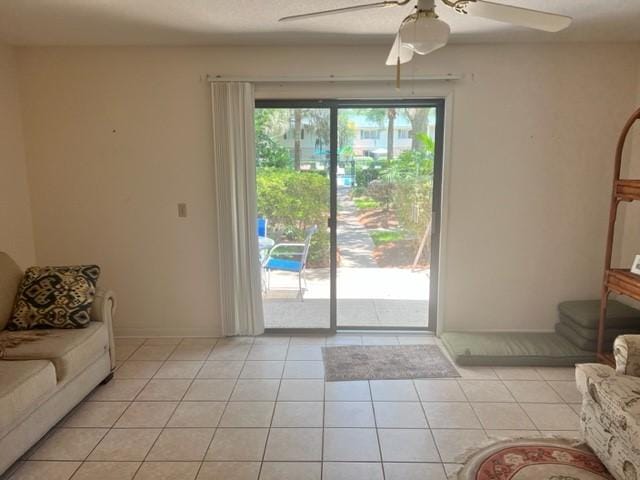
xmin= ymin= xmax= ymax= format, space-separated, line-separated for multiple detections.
xmin=456 ymin=438 xmax=613 ymax=480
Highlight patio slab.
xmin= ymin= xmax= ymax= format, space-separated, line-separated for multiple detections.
xmin=263 ymin=267 xmax=430 ymax=329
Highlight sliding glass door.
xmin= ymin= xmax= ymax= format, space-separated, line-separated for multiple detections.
xmin=255 ymin=100 xmax=444 ymax=333
xmin=255 ymin=106 xmax=332 ymax=330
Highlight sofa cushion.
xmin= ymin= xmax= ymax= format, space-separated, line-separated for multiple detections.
xmin=440 ymin=331 xmax=595 ymax=366
xmin=556 ymin=322 xmax=599 ymax=352
xmin=7 ymin=265 xmax=101 ymax=330
xmin=558 ymin=300 xmax=640 ymax=329
xmin=0 ymin=360 xmax=57 ymax=439
xmin=560 ymin=313 xmax=640 ymax=340
xmin=0 ymin=322 xmax=109 ymax=382
xmin=0 ymin=253 xmax=23 ymax=331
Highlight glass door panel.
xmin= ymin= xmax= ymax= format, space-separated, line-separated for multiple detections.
xmin=336 ymin=107 xmax=436 ymax=329
xmin=255 ymin=107 xmax=331 ymax=329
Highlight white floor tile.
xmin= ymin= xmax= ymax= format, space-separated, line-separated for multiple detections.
xmin=278 ymin=379 xmax=324 ymax=401
xmin=134 ymin=461 xmax=200 ymax=480
xmin=374 ymin=402 xmax=428 ymax=428
xmin=323 ymin=428 xmax=381 ymax=462
xmin=184 ymin=379 xmax=235 ymax=401
xmin=88 ymin=428 xmax=160 ymax=461
xmin=89 ymin=379 xmax=147 ymax=401
xmin=370 ymin=380 xmax=419 ymax=401
xmin=422 ymin=402 xmax=482 ymax=429
xmin=283 ymin=361 xmax=325 ymax=379
xmin=240 ymin=361 xmax=285 ymax=379
xmin=197 ymin=462 xmax=260 ymax=480
xmin=472 ymin=403 xmax=536 ymax=430
xmin=520 ymin=403 xmax=581 ymax=430
xmin=458 ymin=380 xmax=515 ymax=402
xmin=264 ymin=428 xmax=323 ymax=461
xmin=324 ymin=401 xmax=375 ymax=428
xmin=197 ymin=361 xmax=244 ymax=379
xmin=259 ymin=462 xmax=321 ymax=480
xmin=383 ymin=462 xmax=447 ymax=480
xmin=231 ymin=380 xmax=281 ymax=401
xmin=219 ymin=402 xmax=275 ymax=428
xmin=414 ymin=380 xmax=466 ymax=402
xmin=322 ymin=462 xmax=383 ymax=480
xmin=272 ymin=402 xmax=323 ymax=427
xmin=378 ymin=429 xmax=440 ymax=462
xmin=324 ymin=381 xmax=371 ymax=401
xmin=62 ymin=402 xmax=129 ymax=428
xmin=115 ymin=402 xmax=177 ymax=428
xmin=503 ymin=380 xmax=563 ymax=403
xmin=7 ymin=461 xmax=81 ymax=480
xmin=167 ymin=401 xmax=225 ymax=427
xmin=70 ymin=461 xmax=140 ymax=480
xmin=136 ymin=379 xmax=191 ymax=401
xmin=30 ymin=428 xmax=107 ymax=461
xmin=147 ymin=428 xmax=215 ymax=461
xmin=432 ymin=429 xmax=488 ymax=462
xmin=206 ymin=429 xmax=268 ymax=461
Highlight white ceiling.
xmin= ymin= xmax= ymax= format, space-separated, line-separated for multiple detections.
xmin=1 ymin=0 xmax=639 ymax=47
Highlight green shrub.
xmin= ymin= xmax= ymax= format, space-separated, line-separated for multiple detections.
xmin=256 ymin=168 xmax=330 ymax=266
xmin=355 ymin=166 xmax=380 ymax=188
xmin=381 ymin=132 xmax=435 ymax=249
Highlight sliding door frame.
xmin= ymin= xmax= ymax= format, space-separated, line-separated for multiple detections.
xmin=257 ymin=98 xmax=445 ymax=334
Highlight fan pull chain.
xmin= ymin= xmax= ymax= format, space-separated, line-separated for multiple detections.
xmin=396 ymin=57 xmax=401 ymax=90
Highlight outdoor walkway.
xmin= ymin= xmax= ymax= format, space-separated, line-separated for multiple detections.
xmin=336 ymin=187 xmax=377 ymax=268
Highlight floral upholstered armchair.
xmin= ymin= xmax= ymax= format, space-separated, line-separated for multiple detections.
xmin=576 ymin=335 xmax=640 ymax=480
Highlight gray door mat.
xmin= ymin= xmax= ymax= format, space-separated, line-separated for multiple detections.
xmin=321 ymin=344 xmax=459 ymax=381
xmin=440 ymin=331 xmax=596 ymax=367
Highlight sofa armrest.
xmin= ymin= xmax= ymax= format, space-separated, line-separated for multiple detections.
xmin=91 ymin=288 xmax=117 ymax=370
xmin=614 ymin=335 xmax=640 ymax=377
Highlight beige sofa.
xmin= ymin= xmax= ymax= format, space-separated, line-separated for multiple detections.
xmin=0 ymin=252 xmax=116 ymax=474
xmin=576 ymin=335 xmax=640 ymax=480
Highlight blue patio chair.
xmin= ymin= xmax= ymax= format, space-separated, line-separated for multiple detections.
xmin=257 ymin=217 xmax=268 ymax=237
xmin=264 ymin=225 xmax=318 ymax=300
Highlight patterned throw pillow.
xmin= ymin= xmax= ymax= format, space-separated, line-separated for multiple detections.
xmin=7 ymin=265 xmax=101 ymax=330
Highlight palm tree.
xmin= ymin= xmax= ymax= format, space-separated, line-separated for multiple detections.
xmin=293 ymin=109 xmax=302 ymax=170
xmin=387 ymin=108 xmax=396 ymax=160
xmin=404 ymin=108 xmax=429 ymax=150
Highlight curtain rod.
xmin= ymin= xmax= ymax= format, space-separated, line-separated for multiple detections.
xmin=206 ymin=73 xmax=462 ymax=83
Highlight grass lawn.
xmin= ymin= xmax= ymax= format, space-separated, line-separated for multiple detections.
xmin=353 ymin=196 xmax=381 ymax=210
xmin=369 ymin=230 xmax=406 ymax=246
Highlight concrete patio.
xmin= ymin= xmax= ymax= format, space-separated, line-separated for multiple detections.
xmin=263 ymin=267 xmax=430 ymax=329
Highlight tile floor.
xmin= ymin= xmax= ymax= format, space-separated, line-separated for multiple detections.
xmin=4 ymin=334 xmax=582 ymax=480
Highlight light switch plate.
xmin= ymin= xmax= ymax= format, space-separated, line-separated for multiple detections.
xmin=177 ymin=203 xmax=187 ymax=218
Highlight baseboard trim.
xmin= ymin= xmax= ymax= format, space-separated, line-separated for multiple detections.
xmin=114 ymin=326 xmax=222 ymax=338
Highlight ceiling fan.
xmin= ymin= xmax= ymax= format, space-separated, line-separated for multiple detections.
xmin=279 ymin=0 xmax=572 ymax=67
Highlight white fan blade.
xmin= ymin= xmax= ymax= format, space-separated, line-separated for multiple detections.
xmin=385 ymin=32 xmax=414 ymax=65
xmin=279 ymin=1 xmax=404 ymax=22
xmin=464 ymin=0 xmax=571 ymax=32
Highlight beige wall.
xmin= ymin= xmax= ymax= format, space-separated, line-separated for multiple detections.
xmin=15 ymin=43 xmax=640 ymax=336
xmin=617 ymin=60 xmax=640 ymax=289
xmin=0 ymin=43 xmax=35 ymax=268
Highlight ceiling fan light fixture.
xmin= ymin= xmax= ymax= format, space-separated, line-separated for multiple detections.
xmin=399 ymin=12 xmax=450 ymax=55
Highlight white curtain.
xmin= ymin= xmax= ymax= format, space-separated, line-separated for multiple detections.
xmin=211 ymin=82 xmax=264 ymax=336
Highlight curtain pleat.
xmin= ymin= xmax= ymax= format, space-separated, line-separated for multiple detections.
xmin=211 ymin=82 xmax=264 ymax=336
